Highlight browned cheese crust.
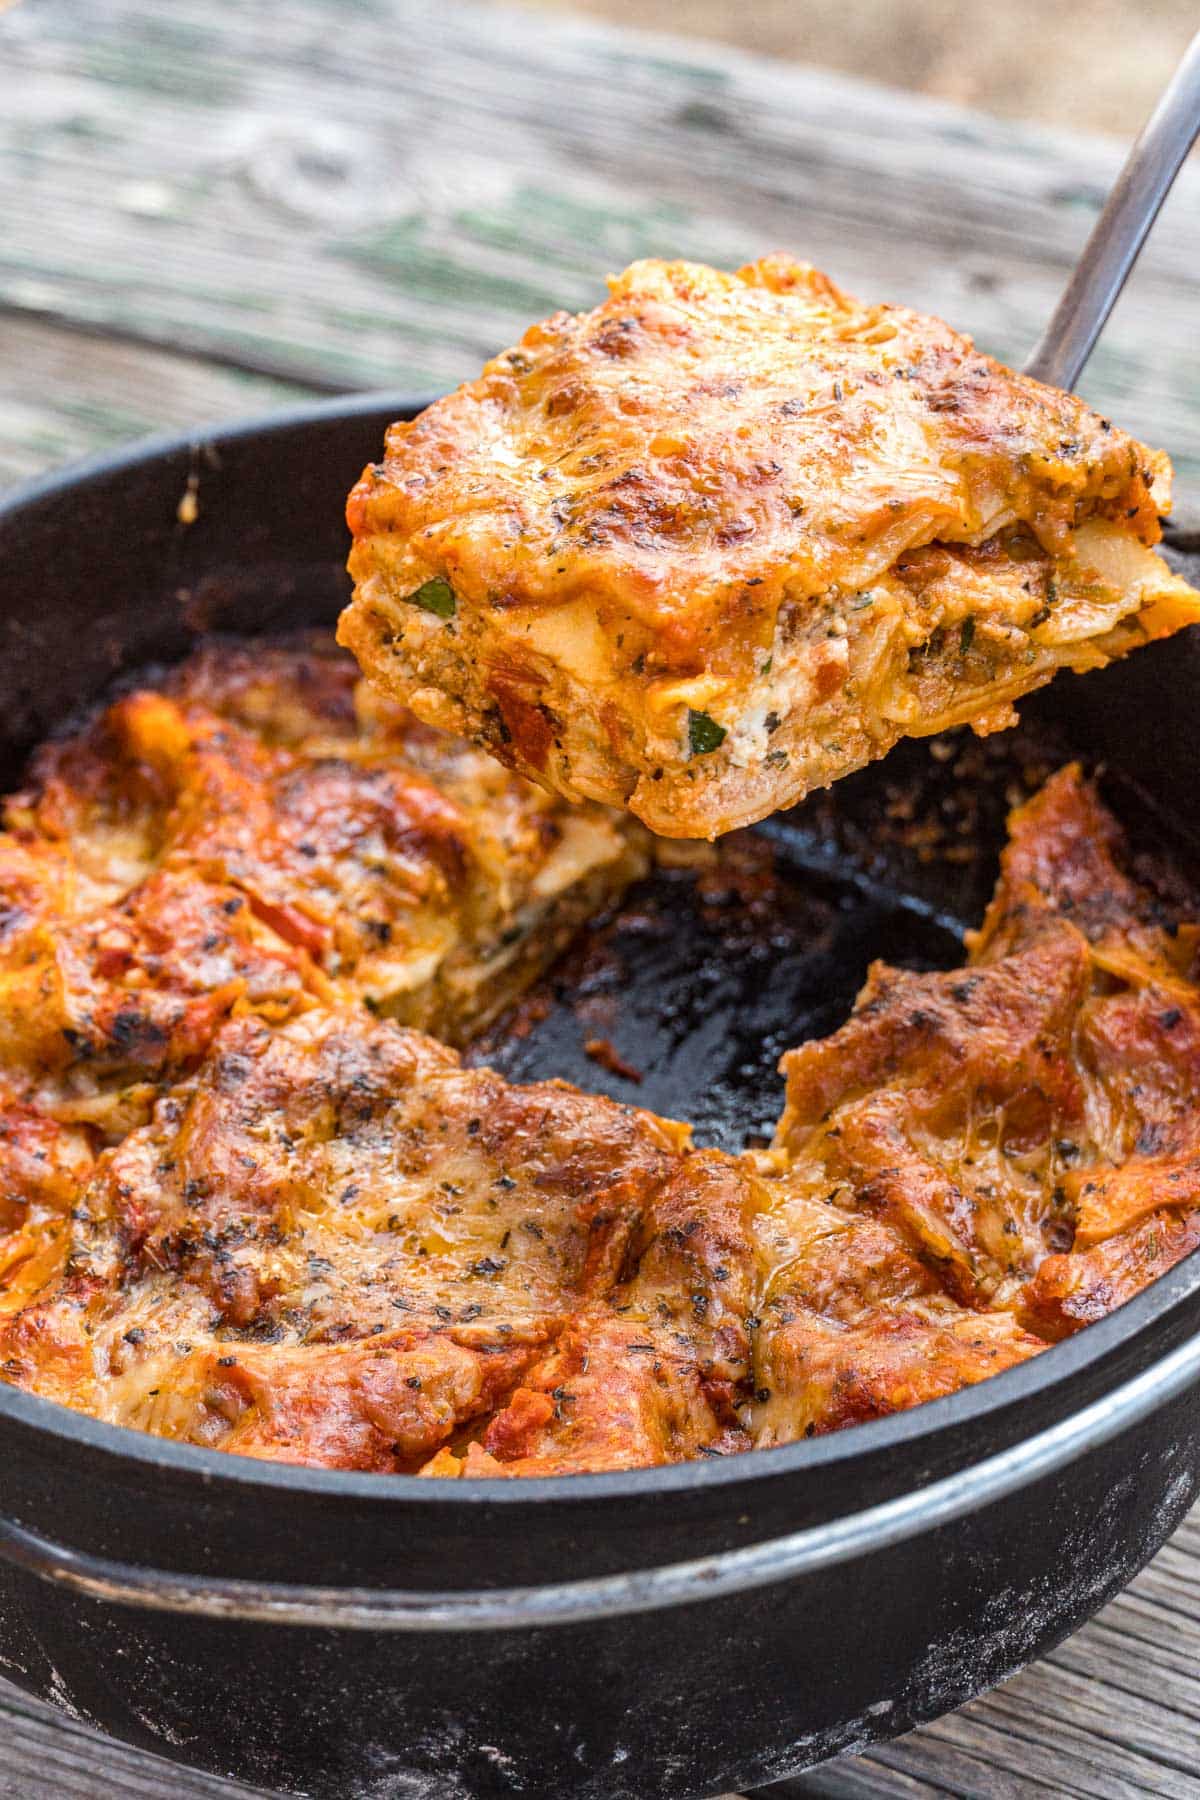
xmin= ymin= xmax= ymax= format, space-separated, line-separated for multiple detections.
xmin=341 ymin=256 xmax=1200 ymax=838
xmin=754 ymin=765 xmax=1200 ymax=1442
xmin=0 ymin=636 xmax=644 ymax=1138
xmin=5 ymin=707 xmax=1200 ymax=1467
xmin=0 ymin=1006 xmax=753 ymax=1473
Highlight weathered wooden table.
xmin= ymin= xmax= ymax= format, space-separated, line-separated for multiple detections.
xmin=2 ymin=3 xmax=1200 ymax=1795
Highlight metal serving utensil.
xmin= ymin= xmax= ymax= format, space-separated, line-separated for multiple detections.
xmin=1025 ymin=28 xmax=1200 ymax=390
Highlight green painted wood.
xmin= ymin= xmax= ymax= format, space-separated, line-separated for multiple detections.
xmin=2 ymin=0 xmax=1200 ymax=502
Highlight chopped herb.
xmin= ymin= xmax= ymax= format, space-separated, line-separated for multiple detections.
xmin=760 ymin=655 xmax=773 ymax=676
xmin=960 ymin=615 xmax=976 ymax=654
xmin=687 ymin=709 xmax=726 ymax=756
xmin=405 ymin=576 xmax=456 ymax=619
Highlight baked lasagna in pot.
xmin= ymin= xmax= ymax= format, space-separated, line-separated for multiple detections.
xmin=3 ymin=647 xmax=1199 ymax=1473
xmin=340 ymin=256 xmax=1200 ymax=838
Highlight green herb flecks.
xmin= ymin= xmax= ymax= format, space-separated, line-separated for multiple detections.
xmin=405 ymin=577 xmax=456 ymax=619
xmin=960 ymin=615 xmax=976 ymax=654
xmin=687 ymin=709 xmax=726 ymax=756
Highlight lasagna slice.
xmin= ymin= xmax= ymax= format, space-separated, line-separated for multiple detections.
xmin=342 ymin=255 xmax=1200 ymax=839
xmin=0 ymin=636 xmax=643 ymax=1132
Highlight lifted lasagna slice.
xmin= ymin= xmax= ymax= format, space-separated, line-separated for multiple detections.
xmin=342 ymin=255 xmax=1200 ymax=839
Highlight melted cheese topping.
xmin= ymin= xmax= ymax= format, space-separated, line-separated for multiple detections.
xmin=341 ymin=255 xmax=1200 ymax=837
xmin=0 ymin=637 xmax=644 ymax=1136
xmin=4 ymin=734 xmax=1200 ymax=1472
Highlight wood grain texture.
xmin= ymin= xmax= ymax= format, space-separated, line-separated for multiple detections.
xmin=2 ymin=2 xmax=1200 ymax=1796
xmin=0 ymin=315 xmax=314 ymax=490
xmin=2 ymin=0 xmax=1200 ymax=501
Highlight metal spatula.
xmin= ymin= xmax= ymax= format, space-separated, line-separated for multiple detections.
xmin=1025 ymin=29 xmax=1200 ymax=390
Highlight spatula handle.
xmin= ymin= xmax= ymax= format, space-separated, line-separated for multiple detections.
xmin=1025 ymin=29 xmax=1200 ymax=391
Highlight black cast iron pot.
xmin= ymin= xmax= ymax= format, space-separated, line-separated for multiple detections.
xmin=1 ymin=396 xmax=1200 ymax=1800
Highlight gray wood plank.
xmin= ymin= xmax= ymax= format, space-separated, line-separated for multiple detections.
xmin=0 ymin=315 xmax=316 ymax=489
xmin=2 ymin=0 xmax=1200 ymax=502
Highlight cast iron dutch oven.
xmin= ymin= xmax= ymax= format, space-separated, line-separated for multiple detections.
xmin=1 ymin=396 xmax=1200 ymax=1800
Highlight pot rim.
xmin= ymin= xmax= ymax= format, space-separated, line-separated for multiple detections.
xmin=5 ymin=1299 xmax=1200 ymax=1628
xmin=3 ymin=392 xmax=1199 ymax=1514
